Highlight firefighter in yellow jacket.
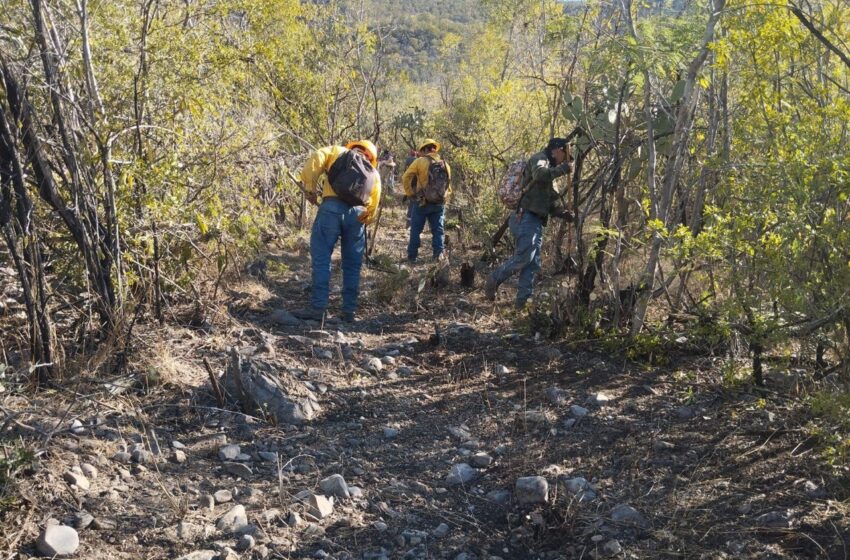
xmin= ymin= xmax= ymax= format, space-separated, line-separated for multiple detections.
xmin=294 ymin=140 xmax=381 ymax=323
xmin=402 ymin=139 xmax=451 ymax=263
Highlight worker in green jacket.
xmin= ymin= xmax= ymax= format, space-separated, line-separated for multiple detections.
xmin=485 ymin=138 xmax=573 ymax=307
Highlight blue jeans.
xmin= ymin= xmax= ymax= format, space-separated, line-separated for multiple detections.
xmin=310 ymin=198 xmax=365 ymax=314
xmin=491 ymin=210 xmax=544 ymax=305
xmin=408 ymin=203 xmax=445 ymax=261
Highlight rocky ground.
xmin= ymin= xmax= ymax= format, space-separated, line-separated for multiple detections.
xmin=1 ymin=209 xmax=848 ymax=559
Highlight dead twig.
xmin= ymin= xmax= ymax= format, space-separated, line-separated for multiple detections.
xmin=203 ymin=357 xmax=225 ymax=407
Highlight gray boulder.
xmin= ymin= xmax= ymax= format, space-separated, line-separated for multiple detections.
xmin=222 ymin=350 xmax=320 ymax=425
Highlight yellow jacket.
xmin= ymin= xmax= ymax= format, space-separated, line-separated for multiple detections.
xmin=402 ymin=154 xmax=452 ymax=203
xmin=299 ymin=145 xmax=382 ymax=224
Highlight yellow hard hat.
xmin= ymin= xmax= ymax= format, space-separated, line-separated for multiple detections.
xmin=418 ymin=138 xmax=440 ymax=152
xmin=345 ymin=140 xmax=378 ymax=167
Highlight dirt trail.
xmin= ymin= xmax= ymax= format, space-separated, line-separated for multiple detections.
xmin=1 ymin=205 xmax=847 ymax=560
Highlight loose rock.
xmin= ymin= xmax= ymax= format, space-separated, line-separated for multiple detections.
xmin=562 ymin=477 xmax=597 ymax=502
xmin=446 ymin=463 xmax=477 ymax=486
xmin=73 ymin=511 xmax=94 ymax=530
xmin=307 ymin=494 xmax=334 ymax=520
xmin=470 ymin=453 xmax=493 ymax=468
xmin=363 ymin=357 xmax=383 ymax=374
xmin=588 ymin=393 xmax=612 ymax=406
xmin=258 ymin=451 xmax=279 ymax=462
xmin=177 ymin=521 xmax=203 ymax=543
xmin=319 ymin=474 xmax=350 ymax=499
xmin=176 ymin=552 xmax=217 ymax=560
xmin=63 ymin=470 xmax=90 ymax=491
xmin=486 ymin=489 xmax=511 ymax=505
xmin=36 ymin=525 xmax=79 ymax=557
xmin=236 ymin=534 xmax=256 ymax=551
xmin=214 ymin=489 xmax=233 ymax=504
xmin=383 ymin=427 xmax=400 ymax=439
xmin=546 ymin=387 xmax=568 ymax=405
xmin=112 ymin=452 xmax=131 ymax=464
xmin=603 ymin=540 xmax=622 ymax=556
xmin=173 ymin=449 xmax=188 ymax=464
xmin=610 ymin=503 xmax=649 ymax=530
xmin=755 ymin=510 xmax=792 ymax=528
xmin=515 ymin=476 xmax=548 ymax=505
xmin=131 ymin=449 xmax=154 ymax=464
xmin=570 ymin=405 xmax=589 ymax=418
xmin=200 ymin=494 xmax=215 ymax=510
xmin=216 ymin=505 xmax=249 ymax=534
xmin=224 ymin=462 xmax=253 ymax=479
xmin=80 ymin=463 xmax=98 ymax=479
xmin=218 ymin=444 xmax=241 ymax=461
xmin=433 ymin=523 xmax=450 ymax=538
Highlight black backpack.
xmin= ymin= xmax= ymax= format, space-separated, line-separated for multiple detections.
xmin=423 ymin=158 xmax=449 ymax=204
xmin=327 ymin=149 xmax=379 ymax=206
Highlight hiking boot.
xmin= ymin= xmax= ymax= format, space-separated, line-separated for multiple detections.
xmin=515 ymin=298 xmax=529 ymax=310
xmin=341 ymin=311 xmax=356 ymax=324
xmin=291 ymin=306 xmax=325 ymax=321
xmin=484 ymin=275 xmax=498 ymax=302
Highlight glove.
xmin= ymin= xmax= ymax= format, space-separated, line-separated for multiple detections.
xmin=357 ymin=211 xmax=372 ymax=225
xmin=553 ymin=209 xmax=574 ymax=222
xmin=305 ymin=191 xmax=319 ymax=206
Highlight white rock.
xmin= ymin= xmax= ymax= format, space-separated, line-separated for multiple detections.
xmin=446 ymin=463 xmax=478 ymax=486
xmin=307 ymin=494 xmax=334 ymax=519
xmin=588 ymin=393 xmax=612 ymax=406
xmin=69 ymin=419 xmax=86 ymax=435
xmin=80 ymin=463 xmax=98 ymax=479
xmin=176 ymin=552 xmax=217 ymax=560
xmin=218 ymin=444 xmax=241 ymax=461
xmin=364 ymin=357 xmax=383 ymax=373
xmin=63 ymin=471 xmax=90 ymax=491
xmin=214 ymin=489 xmax=233 ymax=504
xmin=36 ymin=525 xmax=79 ymax=557
xmin=216 ymin=505 xmax=249 ymax=533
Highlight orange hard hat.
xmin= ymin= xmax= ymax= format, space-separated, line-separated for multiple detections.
xmin=345 ymin=140 xmax=378 ymax=167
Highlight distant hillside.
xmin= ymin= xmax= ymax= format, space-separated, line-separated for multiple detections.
xmin=334 ymin=0 xmax=490 ymax=82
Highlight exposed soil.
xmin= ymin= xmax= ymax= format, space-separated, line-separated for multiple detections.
xmin=1 ymin=205 xmax=848 ymax=560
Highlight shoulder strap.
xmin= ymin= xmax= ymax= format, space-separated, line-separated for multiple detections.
xmin=516 ymin=160 xmax=534 ymax=207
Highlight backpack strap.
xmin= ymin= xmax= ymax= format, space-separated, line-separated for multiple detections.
xmin=515 ymin=161 xmax=534 ymax=209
